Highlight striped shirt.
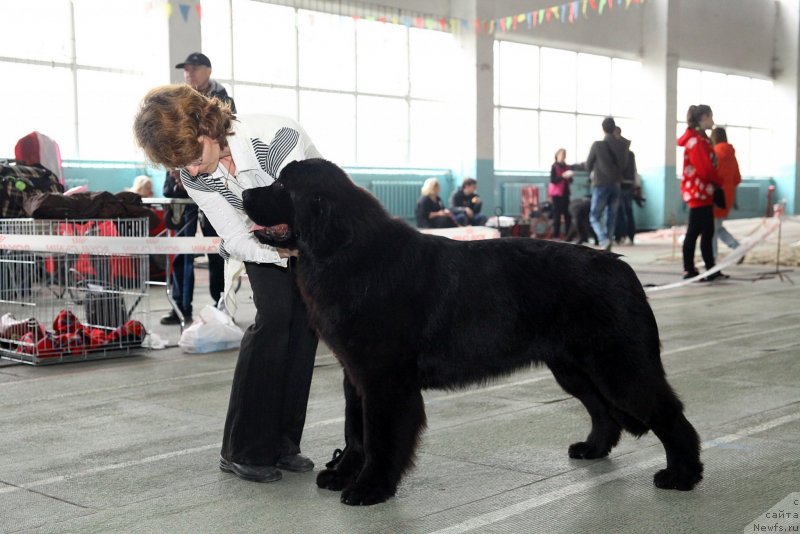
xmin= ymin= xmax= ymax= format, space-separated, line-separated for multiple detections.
xmin=178 ymin=114 xmax=321 ymax=265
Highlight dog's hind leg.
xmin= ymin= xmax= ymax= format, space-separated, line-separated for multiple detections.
xmin=549 ymin=362 xmax=622 ymax=459
xmin=317 ymin=371 xmax=365 ymax=492
xmin=340 ymin=364 xmax=426 ymax=506
xmin=596 ymin=377 xmax=703 ymax=491
xmin=646 ymin=395 xmax=704 ymax=491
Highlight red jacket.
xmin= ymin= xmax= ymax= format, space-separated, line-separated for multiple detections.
xmin=677 ymin=127 xmax=722 ymax=208
xmin=713 ymin=142 xmax=742 ymax=219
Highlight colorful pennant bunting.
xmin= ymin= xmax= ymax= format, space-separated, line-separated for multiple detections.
xmin=154 ymin=0 xmax=644 ymax=35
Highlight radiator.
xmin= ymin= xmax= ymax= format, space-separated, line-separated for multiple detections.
xmin=370 ymin=181 xmax=423 ymax=219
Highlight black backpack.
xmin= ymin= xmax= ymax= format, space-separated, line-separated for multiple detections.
xmin=0 ymin=161 xmax=64 ymax=218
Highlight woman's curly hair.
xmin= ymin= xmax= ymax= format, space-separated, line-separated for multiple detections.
xmin=133 ymin=84 xmax=236 ymax=169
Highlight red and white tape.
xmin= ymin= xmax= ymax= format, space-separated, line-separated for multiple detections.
xmin=645 ymin=215 xmax=782 ymax=293
xmin=0 ymin=234 xmax=221 ymax=255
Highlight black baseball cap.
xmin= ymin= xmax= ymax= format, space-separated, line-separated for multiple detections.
xmin=175 ymin=52 xmax=211 ymax=69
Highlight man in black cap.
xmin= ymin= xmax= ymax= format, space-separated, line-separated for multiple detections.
xmin=175 ymin=52 xmax=237 ymax=112
xmin=160 ymin=52 xmax=233 ymax=325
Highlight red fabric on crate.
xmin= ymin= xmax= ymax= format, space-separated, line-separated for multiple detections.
xmin=36 ymin=335 xmax=60 ymax=358
xmin=54 ymin=332 xmax=85 ymax=355
xmin=16 ymin=332 xmax=37 ymax=354
xmin=53 ymin=310 xmax=82 ymax=334
xmin=106 ymin=320 xmax=146 ymax=345
xmin=81 ymin=326 xmax=108 ymax=347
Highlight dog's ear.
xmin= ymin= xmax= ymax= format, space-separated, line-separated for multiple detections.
xmin=303 ymin=192 xmax=352 ymax=257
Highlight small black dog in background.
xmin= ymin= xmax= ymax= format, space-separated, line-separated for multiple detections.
xmin=243 ymin=159 xmax=703 ymax=506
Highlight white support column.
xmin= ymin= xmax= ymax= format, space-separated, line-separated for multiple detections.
xmin=451 ymin=0 xmax=497 ymax=214
xmin=638 ymin=0 xmax=681 ymax=229
xmin=774 ymin=0 xmax=799 ymax=214
xmin=167 ymin=0 xmax=202 ymax=85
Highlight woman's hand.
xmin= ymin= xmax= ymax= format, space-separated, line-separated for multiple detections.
xmin=276 ymin=247 xmax=299 ymax=258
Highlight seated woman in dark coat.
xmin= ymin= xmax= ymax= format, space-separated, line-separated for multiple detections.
xmin=415 ymin=177 xmax=457 ymax=229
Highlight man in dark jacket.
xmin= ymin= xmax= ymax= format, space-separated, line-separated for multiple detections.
xmin=585 ymin=116 xmax=629 ymax=250
xmin=613 ymin=126 xmax=638 ymax=245
xmin=176 ymin=52 xmax=237 ymax=113
xmin=173 ymin=52 xmax=231 ymax=315
xmin=449 ymin=177 xmax=487 ymax=226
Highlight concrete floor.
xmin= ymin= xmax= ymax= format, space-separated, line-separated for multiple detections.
xmin=1 ymin=218 xmax=799 ymax=533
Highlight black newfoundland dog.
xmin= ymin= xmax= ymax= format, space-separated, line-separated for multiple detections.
xmin=242 ymin=159 xmax=703 ymax=506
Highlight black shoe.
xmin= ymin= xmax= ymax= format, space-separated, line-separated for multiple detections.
xmin=683 ymin=270 xmax=700 ymax=280
xmin=160 ymin=310 xmax=190 ymax=325
xmin=704 ymin=271 xmax=730 ymax=281
xmin=219 ymin=458 xmax=282 ymax=482
xmin=275 ymin=454 xmax=314 ymax=473
xmin=736 ymin=254 xmax=746 ymax=265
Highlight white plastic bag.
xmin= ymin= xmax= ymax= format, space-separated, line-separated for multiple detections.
xmin=178 ymin=305 xmax=244 ymax=354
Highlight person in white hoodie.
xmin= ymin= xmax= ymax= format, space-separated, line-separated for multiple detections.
xmin=134 ymin=84 xmax=319 ymax=484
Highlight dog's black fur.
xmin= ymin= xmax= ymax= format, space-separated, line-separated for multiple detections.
xmin=242 ymin=159 xmax=703 ymax=506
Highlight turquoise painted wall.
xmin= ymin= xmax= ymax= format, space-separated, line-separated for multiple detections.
xmin=61 ymin=161 xmax=785 ymax=230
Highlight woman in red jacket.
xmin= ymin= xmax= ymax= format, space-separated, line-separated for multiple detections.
xmin=710 ymin=127 xmax=743 ymax=261
xmin=677 ymin=105 xmax=725 ymax=280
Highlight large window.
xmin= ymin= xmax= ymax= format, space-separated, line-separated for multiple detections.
xmin=0 ymin=0 xmax=168 ymax=161
xmin=202 ymin=2 xmax=459 ymax=167
xmin=676 ymin=68 xmax=773 ymax=177
xmin=493 ymin=41 xmax=642 ymax=171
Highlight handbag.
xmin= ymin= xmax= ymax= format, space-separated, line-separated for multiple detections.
xmin=713 ymin=187 xmax=726 ymax=209
xmin=547 ymin=180 xmax=566 ymax=198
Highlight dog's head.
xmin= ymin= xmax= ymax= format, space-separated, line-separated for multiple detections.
xmin=242 ymin=158 xmax=361 ymax=256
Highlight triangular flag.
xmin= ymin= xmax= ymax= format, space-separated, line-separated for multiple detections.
xmin=512 ymin=17 xmax=518 ymax=30
xmin=532 ymin=11 xmax=538 ymax=27
xmin=560 ymin=3 xmax=567 ymax=22
xmin=517 ymin=13 xmax=526 ymax=22
xmin=500 ymin=17 xmax=506 ymax=32
xmin=590 ymin=0 xmax=597 ymax=11
xmin=196 ymin=3 xmax=202 ymax=19
xmin=527 ymin=12 xmax=533 ymax=28
xmin=179 ymin=3 xmax=190 ymax=22
xmin=546 ymin=8 xmax=551 ymax=22
xmin=538 ymin=9 xmax=545 ymax=24
xmin=489 ymin=19 xmax=495 ymax=33
xmin=163 ymin=2 xmax=172 ymax=18
xmin=625 ymin=0 xmax=632 ymax=7
xmin=506 ymin=16 xmax=512 ymax=28
xmin=551 ymin=6 xmax=559 ymax=20
xmin=582 ymin=0 xmax=589 ymax=16
xmin=608 ymin=0 xmax=614 ymax=10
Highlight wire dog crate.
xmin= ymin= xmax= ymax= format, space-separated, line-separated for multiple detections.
xmin=0 ymin=218 xmax=150 ymax=365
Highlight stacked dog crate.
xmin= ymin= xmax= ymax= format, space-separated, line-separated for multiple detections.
xmin=0 ymin=218 xmax=149 ymax=365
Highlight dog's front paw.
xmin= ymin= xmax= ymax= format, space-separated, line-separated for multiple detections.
xmin=653 ymin=466 xmax=703 ymax=491
xmin=316 ymin=468 xmax=355 ymax=491
xmin=568 ymin=441 xmax=610 ymax=459
xmin=340 ymin=481 xmax=395 ymax=506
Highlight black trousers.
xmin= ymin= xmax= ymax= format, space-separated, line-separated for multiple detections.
xmin=551 ymin=195 xmax=571 ymax=238
xmin=221 ymin=261 xmax=319 ymax=466
xmin=199 ymin=218 xmax=224 ymax=304
xmin=682 ymin=205 xmax=715 ymax=272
